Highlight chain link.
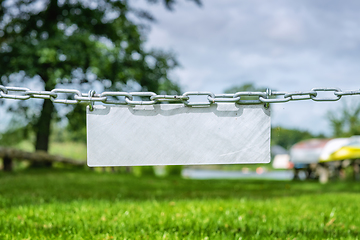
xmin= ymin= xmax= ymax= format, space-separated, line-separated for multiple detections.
xmin=183 ymin=92 xmax=215 ymax=106
xmin=24 ymin=90 xmax=57 ymax=100
xmin=0 ymin=86 xmax=31 ymax=100
xmin=125 ymin=92 xmax=157 ymax=105
xmin=208 ymin=94 xmax=240 ymax=103
xmin=283 ymin=91 xmax=317 ymax=101
xmin=100 ymin=92 xmax=132 ymax=105
xmin=310 ymin=88 xmax=342 ymax=101
xmin=150 ymin=95 xmax=189 ymax=102
xmin=49 ymin=89 xmax=82 ymax=105
xmin=1 ymin=85 xmax=360 ymax=107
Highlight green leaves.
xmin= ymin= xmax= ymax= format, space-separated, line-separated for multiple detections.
xmin=271 ymin=126 xmax=324 ymax=150
xmin=0 ymin=0 xmax=184 ymax=149
xmin=37 ymin=48 xmax=57 ymax=64
xmin=0 ymin=0 xmax=181 ymax=92
xmin=327 ymin=100 xmax=360 ymax=137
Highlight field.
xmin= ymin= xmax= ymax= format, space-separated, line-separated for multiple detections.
xmin=0 ymin=169 xmax=360 ymax=239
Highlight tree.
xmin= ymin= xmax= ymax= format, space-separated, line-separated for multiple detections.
xmin=225 ymin=82 xmax=270 ymax=102
xmin=225 ymin=83 xmax=326 ymax=149
xmin=327 ymin=100 xmax=360 ymax=137
xmin=0 ymin=0 xmax=200 ymax=162
xmin=224 ymin=82 xmax=267 ymax=96
xmin=271 ymin=126 xmax=324 ymax=150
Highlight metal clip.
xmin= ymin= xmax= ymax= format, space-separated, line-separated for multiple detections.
xmin=265 ymin=88 xmax=271 ymax=109
xmin=88 ymin=90 xmax=96 ymax=111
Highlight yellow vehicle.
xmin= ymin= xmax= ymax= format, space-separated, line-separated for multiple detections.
xmin=320 ymin=136 xmax=360 ymax=162
xmin=290 ymin=136 xmax=360 ymax=182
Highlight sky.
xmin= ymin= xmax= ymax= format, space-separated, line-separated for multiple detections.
xmin=1 ymin=0 xmax=360 ymax=136
xmin=134 ymin=0 xmax=360 ymax=135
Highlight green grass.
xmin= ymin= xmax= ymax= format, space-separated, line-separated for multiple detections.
xmin=1 ymin=170 xmax=360 ymax=239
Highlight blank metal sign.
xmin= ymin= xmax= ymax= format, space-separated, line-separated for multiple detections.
xmin=87 ymin=103 xmax=270 ymax=166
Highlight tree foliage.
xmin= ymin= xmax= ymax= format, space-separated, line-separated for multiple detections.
xmin=224 ymin=83 xmax=267 ymax=98
xmin=224 ymin=83 xmax=267 ymax=92
xmin=327 ymin=100 xmax=360 ymax=137
xmin=0 ymin=0 xmax=200 ymax=153
xmin=0 ymin=0 xmax=184 ymax=93
xmin=225 ymin=83 xmax=327 ymax=149
xmin=271 ymin=126 xmax=325 ymax=150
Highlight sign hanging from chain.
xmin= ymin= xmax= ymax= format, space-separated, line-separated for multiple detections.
xmin=2 ymin=85 xmax=360 ymax=166
xmin=86 ymin=103 xmax=270 ymax=166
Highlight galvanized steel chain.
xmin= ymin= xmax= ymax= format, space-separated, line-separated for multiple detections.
xmin=1 ymin=85 xmax=360 ymax=107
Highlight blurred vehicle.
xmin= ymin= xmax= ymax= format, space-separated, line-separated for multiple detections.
xmin=272 ymin=154 xmax=292 ymax=169
xmin=290 ymin=137 xmax=360 ymax=182
xmin=320 ymin=136 xmax=360 ymax=162
xmin=289 ymin=139 xmax=330 ymax=180
xmin=271 ymin=145 xmax=292 ymax=169
xmin=321 ymin=137 xmax=360 ymax=181
xmin=290 ymin=139 xmax=330 ymax=164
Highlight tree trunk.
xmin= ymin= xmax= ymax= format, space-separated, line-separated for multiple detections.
xmin=35 ymin=98 xmax=54 ymax=152
xmin=32 ymin=98 xmax=54 ymax=168
xmin=3 ymin=156 xmax=13 ymax=171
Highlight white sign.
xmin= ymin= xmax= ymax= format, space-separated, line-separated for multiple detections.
xmin=87 ymin=103 xmax=270 ymax=166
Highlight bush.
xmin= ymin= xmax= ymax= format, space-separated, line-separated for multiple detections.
xmin=133 ymin=166 xmax=155 ymax=177
xmin=165 ymin=165 xmax=183 ymax=176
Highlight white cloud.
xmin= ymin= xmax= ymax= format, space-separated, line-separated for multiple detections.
xmin=266 ymin=10 xmax=305 ymax=43
xmin=133 ymin=0 xmax=360 ymax=134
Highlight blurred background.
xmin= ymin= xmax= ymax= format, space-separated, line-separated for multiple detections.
xmin=1 ymin=1 xmax=360 ymax=238
xmin=139 ymin=0 xmax=360 ymax=135
xmin=1 ymin=0 xmax=360 ymax=181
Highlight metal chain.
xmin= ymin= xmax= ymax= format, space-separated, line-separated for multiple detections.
xmin=1 ymin=85 xmax=360 ymax=107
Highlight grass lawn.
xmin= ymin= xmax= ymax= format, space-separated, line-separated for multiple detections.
xmin=0 ymin=169 xmax=360 ymax=239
